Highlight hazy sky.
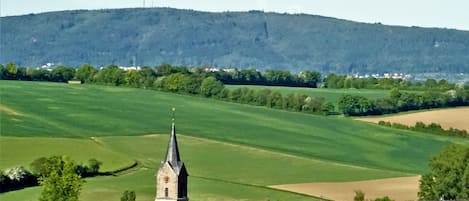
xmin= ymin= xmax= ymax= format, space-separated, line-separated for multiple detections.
xmin=2 ymin=0 xmax=468 ymax=30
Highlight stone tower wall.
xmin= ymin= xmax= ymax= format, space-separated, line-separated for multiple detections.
xmin=156 ymin=163 xmax=179 ymax=200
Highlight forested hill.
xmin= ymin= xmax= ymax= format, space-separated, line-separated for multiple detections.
xmin=2 ymin=8 xmax=469 ymax=73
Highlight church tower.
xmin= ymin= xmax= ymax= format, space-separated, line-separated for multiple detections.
xmin=155 ymin=110 xmax=188 ymax=201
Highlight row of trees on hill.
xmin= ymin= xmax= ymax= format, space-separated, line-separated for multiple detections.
xmin=325 ymin=73 xmax=462 ymax=90
xmin=0 ymin=63 xmax=322 ymax=88
xmin=222 ymin=87 xmax=335 ymax=114
xmin=338 ymin=89 xmax=469 ymax=116
xmin=0 ymin=63 xmax=335 ymax=114
xmin=3 ymin=62 xmax=467 ymax=91
xmin=378 ymin=121 xmax=469 ymax=139
xmin=2 ymin=63 xmax=469 ymax=117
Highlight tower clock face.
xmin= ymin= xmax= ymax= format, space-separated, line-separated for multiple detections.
xmin=164 ymin=176 xmax=169 ymax=183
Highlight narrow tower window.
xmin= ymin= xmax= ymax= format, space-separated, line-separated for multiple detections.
xmin=165 ymin=187 xmax=168 ymax=197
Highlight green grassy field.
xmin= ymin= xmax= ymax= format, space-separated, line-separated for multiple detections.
xmin=1 ymin=135 xmax=410 ymax=201
xmin=1 ymin=81 xmax=465 ymax=172
xmin=0 ymin=137 xmax=134 ymax=172
xmin=1 ymin=81 xmax=468 ymax=200
xmin=226 ymin=85 xmax=391 ymax=103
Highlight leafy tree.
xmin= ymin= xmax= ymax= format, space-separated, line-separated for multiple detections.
xmin=38 ymin=156 xmax=84 ymax=201
xmin=418 ymin=144 xmax=469 ymax=200
xmin=344 ymin=77 xmax=353 ymax=88
xmin=30 ymin=157 xmax=49 ymax=176
xmin=374 ymin=196 xmax=393 ymax=201
xmin=94 ymin=64 xmax=125 ymax=86
xmin=29 ymin=69 xmax=50 ymax=81
xmin=50 ymin=66 xmax=75 ymax=82
xmin=239 ymin=87 xmax=255 ymax=104
xmin=254 ymin=89 xmax=272 ymax=106
xmin=16 ymin=67 xmax=29 ymax=80
xmin=299 ymin=71 xmax=321 ymax=87
xmin=1 ymin=167 xmax=37 ymax=192
xmin=354 ymin=190 xmax=365 ymax=201
xmin=425 ymin=79 xmax=438 ymax=89
xmin=389 ymin=88 xmax=401 ymax=100
xmin=75 ymin=64 xmax=97 ymax=83
xmin=183 ymin=75 xmax=203 ymax=94
xmin=200 ymin=77 xmax=224 ymax=97
xmin=264 ymin=69 xmax=294 ymax=86
xmin=302 ymin=96 xmax=324 ymax=113
xmin=338 ymin=94 xmax=359 ymax=115
xmin=156 ymin=63 xmax=174 ymax=76
xmin=324 ymin=73 xmax=339 ymax=88
xmin=139 ymin=66 xmax=156 ymax=88
xmin=3 ymin=62 xmax=18 ymax=80
xmin=217 ymin=88 xmax=231 ymax=100
xmin=162 ymin=73 xmax=188 ymax=92
xmin=266 ymin=91 xmax=283 ymax=109
xmin=321 ymin=101 xmax=335 ymax=115
xmin=87 ymin=158 xmax=102 ymax=175
xmin=354 ymin=191 xmax=394 ymax=201
xmin=120 ymin=190 xmax=136 ymax=201
xmin=229 ymin=87 xmax=243 ymax=102
xmin=4 ymin=166 xmax=33 ymax=182
xmin=438 ymin=79 xmax=451 ymax=90
xmin=124 ymin=70 xmax=142 ymax=87
xmin=0 ymin=64 xmax=4 ymax=79
xmin=239 ymin=68 xmax=263 ymax=84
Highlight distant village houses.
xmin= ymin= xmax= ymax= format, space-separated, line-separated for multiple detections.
xmin=352 ymin=72 xmax=412 ymax=80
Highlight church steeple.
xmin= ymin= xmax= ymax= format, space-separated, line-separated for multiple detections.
xmin=164 ymin=122 xmax=181 ymax=168
xmin=155 ymin=108 xmax=188 ymax=201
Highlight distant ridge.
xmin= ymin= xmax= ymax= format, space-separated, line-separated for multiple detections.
xmin=1 ymin=7 xmax=469 ymax=73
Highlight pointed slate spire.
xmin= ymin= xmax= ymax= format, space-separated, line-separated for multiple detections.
xmin=165 ymin=122 xmax=181 ymax=165
xmin=164 ymin=108 xmax=182 ymax=170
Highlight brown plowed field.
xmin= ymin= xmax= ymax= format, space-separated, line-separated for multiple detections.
xmin=270 ymin=176 xmax=420 ymax=201
xmin=356 ymin=107 xmax=469 ymax=131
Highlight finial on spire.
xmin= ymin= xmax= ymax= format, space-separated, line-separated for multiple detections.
xmin=172 ymin=107 xmax=176 ymax=123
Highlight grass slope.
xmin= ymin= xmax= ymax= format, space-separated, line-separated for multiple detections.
xmin=0 ymin=135 xmax=409 ymax=201
xmin=227 ymin=85 xmax=390 ymax=103
xmin=0 ymin=137 xmax=134 ymax=172
xmin=1 ymin=81 xmax=467 ymax=174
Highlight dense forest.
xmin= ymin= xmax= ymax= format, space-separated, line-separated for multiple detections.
xmin=2 ymin=8 xmax=469 ymax=73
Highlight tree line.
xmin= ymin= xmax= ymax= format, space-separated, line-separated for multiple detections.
xmin=0 ymin=156 xmax=102 ymax=193
xmin=0 ymin=63 xmax=334 ymax=114
xmin=3 ymin=62 xmax=467 ymax=91
xmin=338 ymin=88 xmax=469 ymax=116
xmin=0 ymin=63 xmax=322 ymax=88
xmin=2 ymin=62 xmax=468 ymax=117
xmin=325 ymin=73 xmax=466 ymax=91
xmin=378 ymin=121 xmax=468 ymax=139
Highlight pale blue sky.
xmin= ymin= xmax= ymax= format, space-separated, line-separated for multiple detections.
xmin=1 ymin=0 xmax=468 ymax=30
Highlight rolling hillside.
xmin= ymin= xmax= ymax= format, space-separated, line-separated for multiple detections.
xmin=1 ymin=81 xmax=467 ymax=173
xmin=2 ymin=8 xmax=469 ymax=73
xmin=2 ymin=81 xmax=469 ymax=200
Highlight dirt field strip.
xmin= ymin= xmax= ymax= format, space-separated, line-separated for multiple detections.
xmin=356 ymin=107 xmax=469 ymax=131
xmin=0 ymin=104 xmax=23 ymax=116
xmin=270 ymin=176 xmax=420 ymax=201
